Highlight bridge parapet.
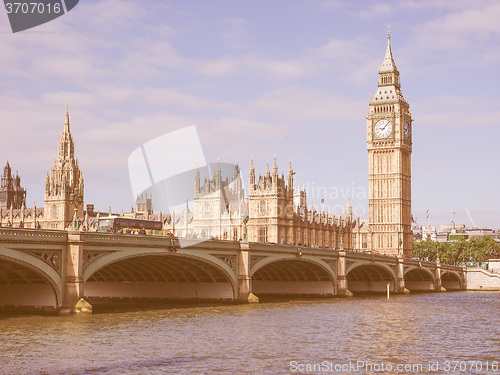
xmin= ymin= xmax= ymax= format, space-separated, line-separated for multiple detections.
xmin=0 ymin=228 xmax=67 ymax=243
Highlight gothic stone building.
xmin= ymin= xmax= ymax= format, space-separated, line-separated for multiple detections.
xmin=352 ymin=29 xmax=414 ymax=256
xmin=165 ymin=158 xmax=355 ymax=250
xmin=1 ymin=30 xmax=413 ymax=256
xmin=0 ymin=162 xmax=26 ymax=210
xmin=164 ymin=163 xmax=247 ymax=240
xmin=0 ymin=106 xmax=86 ymax=230
xmin=44 ymin=106 xmax=85 ymax=229
xmin=247 ymin=159 xmax=353 ymax=248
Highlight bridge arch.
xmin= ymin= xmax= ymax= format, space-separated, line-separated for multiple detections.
xmin=404 ymin=266 xmax=436 ymax=292
xmin=0 ymin=249 xmax=62 ymax=308
xmin=346 ymin=262 xmax=397 ymax=294
xmin=83 ymin=249 xmax=237 ymax=300
xmin=441 ymin=270 xmax=462 ymax=290
xmin=251 ymin=255 xmax=337 ymax=296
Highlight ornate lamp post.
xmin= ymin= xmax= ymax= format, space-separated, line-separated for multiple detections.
xmin=339 ymin=224 xmax=344 ymax=250
xmin=69 ymin=187 xmax=83 ymax=230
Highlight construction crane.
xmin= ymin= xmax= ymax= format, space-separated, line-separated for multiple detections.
xmin=464 ymin=206 xmax=478 ymax=229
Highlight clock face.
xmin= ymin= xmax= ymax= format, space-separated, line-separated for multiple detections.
xmin=374 ymin=119 xmax=393 ymax=138
xmin=404 ymin=120 xmax=410 ymax=140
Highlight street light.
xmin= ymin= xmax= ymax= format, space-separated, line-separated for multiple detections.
xmin=339 ymin=224 xmax=344 ymax=250
xmin=69 ymin=187 xmax=83 ymax=230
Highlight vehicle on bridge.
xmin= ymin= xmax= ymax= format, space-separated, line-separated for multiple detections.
xmin=98 ymin=216 xmax=163 ymax=235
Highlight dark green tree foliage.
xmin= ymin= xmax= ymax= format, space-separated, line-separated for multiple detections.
xmin=413 ymin=237 xmax=500 ymax=265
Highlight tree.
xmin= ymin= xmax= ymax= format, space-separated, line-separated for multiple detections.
xmin=413 ymin=237 xmax=500 ymax=265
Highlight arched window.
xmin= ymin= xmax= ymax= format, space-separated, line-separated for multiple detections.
xmin=203 ymin=203 xmax=211 ymax=217
xmin=51 ymin=205 xmax=58 ymax=219
xmin=260 ymin=200 xmax=267 ymax=215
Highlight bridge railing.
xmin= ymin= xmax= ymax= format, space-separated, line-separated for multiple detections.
xmin=0 ymin=228 xmax=67 ymax=243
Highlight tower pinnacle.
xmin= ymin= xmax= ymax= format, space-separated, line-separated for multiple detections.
xmin=380 ymin=28 xmax=398 ymax=73
xmin=64 ymin=103 xmax=70 ymax=133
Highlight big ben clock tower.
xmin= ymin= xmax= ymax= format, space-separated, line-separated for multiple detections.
xmin=367 ymin=28 xmax=412 ymax=256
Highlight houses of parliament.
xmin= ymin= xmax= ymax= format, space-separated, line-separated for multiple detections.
xmin=0 ymin=32 xmax=413 ymax=256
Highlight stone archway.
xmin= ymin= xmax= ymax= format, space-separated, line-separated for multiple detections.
xmin=84 ymin=253 xmax=236 ymax=300
xmin=251 ymin=258 xmax=336 ymax=296
xmin=346 ymin=263 xmax=396 ymax=294
xmin=404 ymin=267 xmax=436 ymax=292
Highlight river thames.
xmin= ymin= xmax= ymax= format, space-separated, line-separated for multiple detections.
xmin=1 ymin=291 xmax=499 ymax=374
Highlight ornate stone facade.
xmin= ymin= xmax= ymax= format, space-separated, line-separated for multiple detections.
xmin=247 ymin=159 xmax=353 ymax=248
xmin=164 ymin=163 xmax=247 ymax=239
xmin=366 ymin=30 xmax=413 ymax=256
xmin=44 ymin=106 xmax=85 ymax=229
xmin=0 ymin=162 xmax=26 ymax=210
xmin=165 ymin=158 xmax=355 ymax=249
xmin=0 ymin=106 xmax=86 ymax=229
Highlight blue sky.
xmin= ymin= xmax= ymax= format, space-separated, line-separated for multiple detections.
xmin=0 ymin=0 xmax=499 ymax=228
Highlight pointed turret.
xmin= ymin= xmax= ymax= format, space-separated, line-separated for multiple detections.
xmin=214 ymin=160 xmax=222 ymax=190
xmin=346 ymin=198 xmax=352 ymax=223
xmin=194 ymin=164 xmax=200 ymax=196
xmin=287 ymin=161 xmax=294 ymax=190
xmin=3 ymin=161 xmax=11 ymax=177
xmin=370 ymin=26 xmax=405 ymax=104
xmin=379 ymin=26 xmax=399 ymax=74
xmin=272 ymin=157 xmax=278 ymax=186
xmin=249 ymin=158 xmax=255 ymax=191
xmin=64 ymin=103 xmax=70 ymax=133
xmin=44 ymin=105 xmax=84 ymax=228
xmin=233 ymin=163 xmax=240 ymax=181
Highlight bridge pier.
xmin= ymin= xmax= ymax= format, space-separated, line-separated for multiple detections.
xmin=60 ymin=231 xmax=84 ymax=314
xmin=336 ymin=251 xmax=348 ymax=297
xmin=237 ymin=242 xmax=254 ymax=302
xmin=435 ymin=260 xmax=442 ymax=291
xmin=396 ymin=257 xmax=406 ymax=293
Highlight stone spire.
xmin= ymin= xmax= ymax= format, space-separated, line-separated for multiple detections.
xmin=249 ymin=158 xmax=255 ymax=189
xmin=1 ymin=161 xmax=26 ymax=210
xmin=64 ymin=103 xmax=70 ymax=133
xmin=3 ymin=162 xmax=11 ymax=178
xmin=370 ymin=26 xmax=405 ymax=104
xmin=272 ymin=156 xmax=278 ymax=186
xmin=272 ymin=156 xmax=278 ymax=176
xmin=346 ymin=198 xmax=352 ymax=222
xmin=194 ymin=164 xmax=200 ymax=196
xmin=380 ymin=26 xmax=399 ymax=73
xmin=233 ymin=163 xmax=240 ymax=181
xmin=287 ymin=161 xmax=294 ymax=189
xmin=44 ymin=105 xmax=84 ymax=229
xmin=215 ymin=160 xmax=222 ymax=190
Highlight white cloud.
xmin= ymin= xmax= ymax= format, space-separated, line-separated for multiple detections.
xmin=359 ymin=3 xmax=393 ymax=19
xmin=413 ymin=95 xmax=500 ymax=128
xmin=411 ymin=2 xmax=500 ymax=51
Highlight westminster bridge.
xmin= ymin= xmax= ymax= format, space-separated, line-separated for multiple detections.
xmin=0 ymin=228 xmax=466 ymax=314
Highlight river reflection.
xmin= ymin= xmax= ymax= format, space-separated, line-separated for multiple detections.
xmin=1 ymin=292 xmax=499 ymax=374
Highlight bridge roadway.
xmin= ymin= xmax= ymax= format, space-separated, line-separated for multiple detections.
xmin=0 ymin=228 xmax=466 ymax=314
